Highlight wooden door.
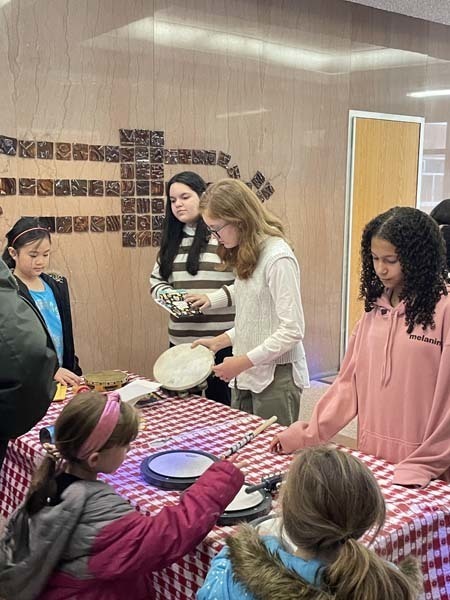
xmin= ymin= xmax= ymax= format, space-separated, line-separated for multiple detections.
xmin=344 ymin=115 xmax=422 ymax=347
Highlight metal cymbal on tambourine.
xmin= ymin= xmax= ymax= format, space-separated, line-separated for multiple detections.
xmin=153 ymin=343 xmax=215 ymax=392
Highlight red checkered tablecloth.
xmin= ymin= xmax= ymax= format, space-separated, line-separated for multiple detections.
xmin=1 ymin=377 xmax=450 ymax=599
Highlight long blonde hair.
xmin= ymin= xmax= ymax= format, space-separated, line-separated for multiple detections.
xmin=281 ymin=446 xmax=421 ymax=599
xmin=200 ymin=179 xmax=287 ymax=279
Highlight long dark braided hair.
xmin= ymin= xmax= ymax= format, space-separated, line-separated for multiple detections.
xmin=360 ymin=206 xmax=448 ymax=333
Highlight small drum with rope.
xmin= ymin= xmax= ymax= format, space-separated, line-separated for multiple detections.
xmin=153 ymin=344 xmax=215 ymax=396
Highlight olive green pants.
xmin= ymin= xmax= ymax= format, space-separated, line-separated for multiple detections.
xmin=231 ymin=364 xmax=302 ymax=427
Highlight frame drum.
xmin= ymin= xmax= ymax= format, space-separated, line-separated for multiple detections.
xmin=153 ymin=344 xmax=215 ymax=392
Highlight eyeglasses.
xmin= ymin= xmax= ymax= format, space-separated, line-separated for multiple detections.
xmin=205 ymin=223 xmax=229 ymax=239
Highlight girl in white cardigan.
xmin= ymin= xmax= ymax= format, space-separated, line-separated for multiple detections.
xmin=193 ymin=179 xmax=309 ymax=426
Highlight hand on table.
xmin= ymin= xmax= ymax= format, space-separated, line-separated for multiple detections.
xmin=185 ymin=293 xmax=211 ymax=311
xmin=54 ymin=367 xmax=82 ymax=387
xmin=213 ymin=355 xmax=253 ymax=382
xmin=269 ymin=434 xmax=287 ymax=454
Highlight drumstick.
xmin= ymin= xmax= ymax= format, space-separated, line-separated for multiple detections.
xmin=221 ymin=416 xmax=278 ymax=459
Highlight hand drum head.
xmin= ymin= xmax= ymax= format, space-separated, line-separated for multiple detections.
xmin=153 ymin=343 xmax=214 ymax=391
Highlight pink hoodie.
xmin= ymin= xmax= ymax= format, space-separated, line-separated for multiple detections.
xmin=278 ymin=290 xmax=450 ymax=487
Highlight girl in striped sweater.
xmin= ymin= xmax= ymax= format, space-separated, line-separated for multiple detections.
xmin=150 ymin=171 xmax=235 ymax=404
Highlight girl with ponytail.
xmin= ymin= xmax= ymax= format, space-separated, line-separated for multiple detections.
xmin=198 ymin=446 xmax=422 ymax=600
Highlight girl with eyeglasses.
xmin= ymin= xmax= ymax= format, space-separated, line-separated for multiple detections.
xmin=150 ymin=171 xmax=235 ymax=405
xmin=193 ymin=179 xmax=309 ymax=427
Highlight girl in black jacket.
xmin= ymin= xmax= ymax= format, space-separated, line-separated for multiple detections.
xmin=2 ymin=217 xmax=82 ymax=386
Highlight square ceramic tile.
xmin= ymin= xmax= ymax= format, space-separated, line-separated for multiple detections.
xmin=39 ymin=216 xmax=56 ymax=233
xmin=56 ymin=216 xmax=73 ymax=233
xmin=136 ymin=162 xmax=150 ymax=179
xmin=135 ymin=146 xmax=149 ymax=162
xmin=136 ymin=198 xmax=150 ymax=213
xmin=36 ymin=141 xmax=54 ymax=159
xmin=0 ymin=135 xmax=17 ymax=156
xmin=72 ymin=143 xmax=88 ymax=161
xmin=19 ymin=140 xmax=36 ymax=159
xmin=151 ymin=197 xmax=165 ymax=214
xmin=150 ymin=147 xmax=163 ymax=163
xmin=151 ymin=181 xmax=164 ymax=196
xmin=164 ymin=149 xmax=178 ymax=164
xmin=106 ymin=215 xmax=121 ymax=232
xmin=55 ymin=142 xmax=72 ymax=160
xmin=260 ymin=182 xmax=274 ymax=201
xmin=137 ymin=214 xmax=151 ymax=230
xmin=152 ymin=230 xmax=162 ymax=246
xmin=138 ymin=231 xmax=152 ymax=247
xmin=105 ymin=145 xmax=120 ymax=162
xmin=251 ymin=171 xmax=265 ymax=189
xmin=256 ymin=190 xmax=264 ymax=202
xmin=227 ymin=164 xmax=240 ymax=179
xmin=19 ymin=178 xmax=36 ymax=195
xmin=122 ymin=232 xmax=137 ymax=247
xmin=88 ymin=180 xmax=104 ymax=197
xmin=119 ymin=129 xmax=135 ymax=146
xmin=121 ymin=197 xmax=136 ymax=214
xmin=135 ymin=129 xmax=151 ymax=145
xmin=245 ymin=181 xmax=253 ymax=189
xmin=136 ymin=180 xmax=150 ymax=196
xmin=192 ymin=150 xmax=206 ymax=165
xmin=90 ymin=216 xmax=106 ymax=232
xmin=150 ymin=130 xmax=164 ymax=147
xmin=217 ymin=151 xmax=231 ymax=168
xmin=0 ymin=178 xmax=17 ymax=195
xmin=122 ymin=214 xmax=136 ymax=231
xmin=120 ymin=147 xmax=135 ymax=163
xmin=105 ymin=180 xmax=120 ymax=196
xmin=120 ymin=163 xmax=135 ymax=179
xmin=178 ymin=149 xmax=192 ymax=164
xmin=73 ymin=216 xmax=89 ymax=232
xmin=121 ymin=180 xmax=135 ymax=196
xmin=152 ymin=215 xmax=164 ymax=230
xmin=37 ymin=179 xmax=53 ymax=196
xmin=150 ymin=163 xmax=164 ymax=180
xmin=89 ymin=145 xmax=105 ymax=161
xmin=55 ymin=179 xmax=71 ymax=196
xmin=71 ymin=179 xmax=88 ymax=196
xmin=206 ymin=150 xmax=217 ymax=165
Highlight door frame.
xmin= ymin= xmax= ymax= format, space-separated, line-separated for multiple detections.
xmin=340 ymin=110 xmax=425 ymax=362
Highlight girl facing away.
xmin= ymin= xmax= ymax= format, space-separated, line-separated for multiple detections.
xmin=2 ymin=217 xmax=82 ymax=387
xmin=271 ymin=206 xmax=450 ymax=488
xmin=0 ymin=391 xmax=244 ymax=599
xmin=193 ymin=179 xmax=309 ymax=427
xmin=150 ymin=171 xmax=235 ymax=405
xmin=197 ymin=446 xmax=422 ymax=600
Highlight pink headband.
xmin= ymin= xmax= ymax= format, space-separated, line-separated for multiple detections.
xmin=10 ymin=227 xmax=49 ymax=247
xmin=77 ymin=391 xmax=121 ymax=460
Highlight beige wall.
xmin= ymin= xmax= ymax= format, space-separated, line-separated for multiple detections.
xmin=0 ymin=0 xmax=450 ymax=378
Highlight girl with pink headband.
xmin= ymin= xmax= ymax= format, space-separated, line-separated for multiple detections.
xmin=0 ymin=390 xmax=244 ymax=599
xmin=2 ymin=216 xmax=82 ymax=387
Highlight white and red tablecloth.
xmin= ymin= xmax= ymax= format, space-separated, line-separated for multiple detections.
xmin=1 ymin=377 xmax=450 ymax=599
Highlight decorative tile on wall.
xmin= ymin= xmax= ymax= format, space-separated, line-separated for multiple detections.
xmin=0 ymin=128 xmax=274 ymax=248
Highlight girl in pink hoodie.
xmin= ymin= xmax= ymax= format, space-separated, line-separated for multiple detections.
xmin=271 ymin=206 xmax=450 ymax=488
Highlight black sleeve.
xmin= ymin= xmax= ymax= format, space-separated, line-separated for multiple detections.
xmin=0 ymin=260 xmax=57 ymax=439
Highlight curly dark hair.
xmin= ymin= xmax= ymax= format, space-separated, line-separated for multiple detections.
xmin=360 ymin=206 xmax=448 ymax=333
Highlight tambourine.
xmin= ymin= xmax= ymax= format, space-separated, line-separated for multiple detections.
xmin=153 ymin=344 xmax=214 ymax=392
xmin=140 ymin=449 xmax=272 ymax=525
xmin=83 ymin=370 xmax=128 ymax=392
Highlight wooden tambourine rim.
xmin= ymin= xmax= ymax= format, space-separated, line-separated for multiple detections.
xmin=83 ymin=370 xmax=128 ymax=390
